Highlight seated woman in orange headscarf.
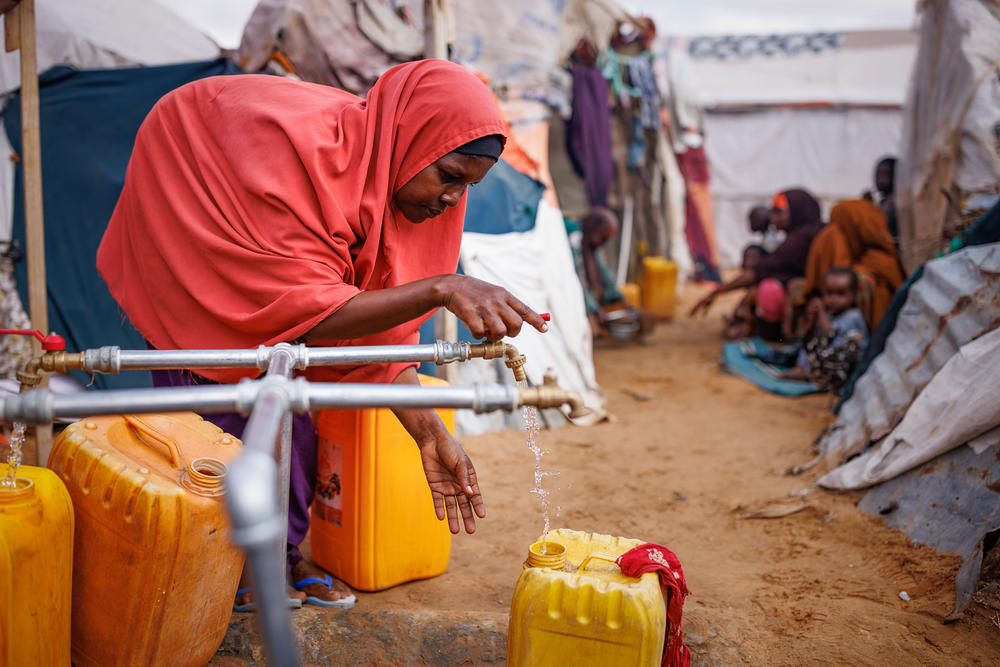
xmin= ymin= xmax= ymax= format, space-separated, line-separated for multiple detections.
xmin=800 ymin=199 xmax=905 ymax=331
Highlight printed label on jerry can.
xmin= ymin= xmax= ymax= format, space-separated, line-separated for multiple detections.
xmin=315 ymin=437 xmax=344 ymax=526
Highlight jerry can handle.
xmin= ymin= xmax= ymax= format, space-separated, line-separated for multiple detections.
xmin=122 ymin=415 xmax=184 ymax=468
xmin=578 ymin=552 xmax=620 ymax=572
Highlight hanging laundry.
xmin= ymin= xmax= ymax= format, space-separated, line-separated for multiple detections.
xmin=567 ymin=63 xmax=615 ymax=208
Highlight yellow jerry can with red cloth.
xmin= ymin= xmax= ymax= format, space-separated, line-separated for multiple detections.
xmin=48 ymin=413 xmax=244 ymax=667
xmin=0 ymin=464 xmax=74 ymax=666
xmin=310 ymin=374 xmax=452 ymax=591
xmin=507 ymin=528 xmax=667 ymax=667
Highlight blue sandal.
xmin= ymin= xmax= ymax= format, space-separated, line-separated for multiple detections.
xmin=233 ymin=586 xmax=304 ymax=612
xmin=292 ymin=574 xmax=356 ymax=609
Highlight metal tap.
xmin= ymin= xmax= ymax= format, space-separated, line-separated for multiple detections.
xmin=518 ymin=371 xmax=590 ymax=419
xmin=467 ymin=341 xmax=527 ymax=382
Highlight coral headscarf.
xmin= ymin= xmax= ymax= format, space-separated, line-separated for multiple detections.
xmin=97 ymin=60 xmax=505 ymax=383
xmin=803 ymin=199 xmax=905 ymax=326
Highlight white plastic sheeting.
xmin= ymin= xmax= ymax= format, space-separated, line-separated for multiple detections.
xmin=818 ymin=243 xmax=1000 ymax=467
xmin=896 ymin=0 xmax=1000 ymax=272
xmin=684 ymin=30 xmax=918 ymax=108
xmin=452 ymin=198 xmax=606 ymax=435
xmin=819 ymin=326 xmax=1000 ymax=490
xmin=705 ymin=107 xmax=903 ymax=268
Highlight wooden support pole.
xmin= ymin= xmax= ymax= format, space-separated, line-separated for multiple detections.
xmin=5 ymin=0 xmax=50 ymax=465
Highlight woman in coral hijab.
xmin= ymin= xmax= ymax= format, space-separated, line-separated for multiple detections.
xmin=97 ymin=60 xmax=547 ymax=609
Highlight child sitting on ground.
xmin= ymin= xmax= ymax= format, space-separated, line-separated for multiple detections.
xmin=723 ymin=244 xmax=769 ymax=340
xmin=781 ymin=266 xmax=868 ymax=391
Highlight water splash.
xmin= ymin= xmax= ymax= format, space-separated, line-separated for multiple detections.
xmin=2 ymin=422 xmax=26 ymax=489
xmin=518 ymin=381 xmax=559 ymax=553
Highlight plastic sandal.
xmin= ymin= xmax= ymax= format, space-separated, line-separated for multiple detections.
xmin=292 ymin=574 xmax=357 ymax=609
xmin=232 ymin=586 xmax=304 ymax=612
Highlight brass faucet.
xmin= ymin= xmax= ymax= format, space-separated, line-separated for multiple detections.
xmin=518 ymin=371 xmax=590 ymax=419
xmin=17 ymin=351 xmax=84 ymax=394
xmin=467 ymin=341 xmax=527 ymax=382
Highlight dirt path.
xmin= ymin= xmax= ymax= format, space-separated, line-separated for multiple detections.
xmin=320 ymin=286 xmax=1000 ymax=665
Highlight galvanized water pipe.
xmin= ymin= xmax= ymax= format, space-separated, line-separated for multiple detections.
xmin=254 ymin=345 xmax=297 ymax=626
xmin=0 ymin=381 xmax=526 ymax=423
xmin=67 ymin=340 xmax=473 ymax=374
xmin=230 ymin=345 xmax=299 ymax=667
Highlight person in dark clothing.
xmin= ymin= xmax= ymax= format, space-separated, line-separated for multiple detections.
xmin=690 ymin=188 xmax=825 ymax=323
xmin=874 ymin=156 xmax=898 ymax=242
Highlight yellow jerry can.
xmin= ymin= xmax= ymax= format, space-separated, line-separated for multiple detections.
xmin=0 ymin=465 xmax=74 ymax=666
xmin=641 ymin=256 xmax=678 ymax=319
xmin=310 ymin=374 xmax=452 ymax=591
xmin=49 ymin=413 xmax=244 ymax=667
xmin=507 ymin=528 xmax=667 ymax=667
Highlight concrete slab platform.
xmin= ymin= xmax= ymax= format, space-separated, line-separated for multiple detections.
xmin=211 ymin=605 xmax=740 ymax=666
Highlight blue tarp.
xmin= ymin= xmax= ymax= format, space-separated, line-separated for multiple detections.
xmin=721 ymin=338 xmax=820 ymax=397
xmin=4 ymin=60 xmax=242 ymax=389
xmin=462 ymin=158 xmax=544 ymax=235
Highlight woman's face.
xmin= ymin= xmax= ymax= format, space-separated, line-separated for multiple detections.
xmin=394 ymin=152 xmax=495 ymax=223
xmin=771 ymin=206 xmax=790 ymax=231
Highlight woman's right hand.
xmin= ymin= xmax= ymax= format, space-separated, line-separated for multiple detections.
xmin=435 ymin=275 xmax=548 ymax=341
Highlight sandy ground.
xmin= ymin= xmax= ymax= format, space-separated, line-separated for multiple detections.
xmin=324 ymin=284 xmax=1000 ymax=665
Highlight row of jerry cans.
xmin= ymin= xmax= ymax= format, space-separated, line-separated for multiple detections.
xmin=1 ymin=374 xmax=456 ymax=666
xmin=1 ymin=413 xmax=243 ymax=666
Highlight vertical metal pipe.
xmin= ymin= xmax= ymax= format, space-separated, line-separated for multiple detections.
xmin=261 ymin=347 xmax=295 ymax=621
xmin=232 ymin=345 xmax=298 ymax=666
xmin=225 ymin=449 xmax=299 ymax=667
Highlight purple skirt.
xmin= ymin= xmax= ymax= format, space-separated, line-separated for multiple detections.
xmin=150 ymin=368 xmax=316 ymax=573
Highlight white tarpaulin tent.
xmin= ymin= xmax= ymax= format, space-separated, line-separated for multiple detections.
xmin=453 ymin=199 xmax=606 ymax=433
xmin=667 ymin=29 xmax=917 ymax=267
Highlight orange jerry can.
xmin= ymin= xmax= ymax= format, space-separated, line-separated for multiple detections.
xmin=310 ymin=374 xmax=452 ymax=591
xmin=48 ymin=413 xmax=244 ymax=667
xmin=0 ymin=465 xmax=74 ymax=666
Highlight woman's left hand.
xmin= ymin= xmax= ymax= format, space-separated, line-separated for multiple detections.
xmin=418 ymin=434 xmax=486 ymax=534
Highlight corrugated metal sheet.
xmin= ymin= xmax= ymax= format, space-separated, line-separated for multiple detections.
xmin=859 ymin=442 xmax=1000 ymax=619
xmin=818 ymin=243 xmax=1000 ymax=465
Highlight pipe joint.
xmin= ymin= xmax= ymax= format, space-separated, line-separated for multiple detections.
xmin=257 ymin=343 xmax=309 ymax=373
xmin=472 ymin=382 xmax=520 ymax=414
xmin=433 ymin=340 xmax=471 ymax=365
xmin=81 ymin=346 xmax=121 ymax=374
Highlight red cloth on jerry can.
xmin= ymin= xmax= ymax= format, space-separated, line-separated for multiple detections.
xmin=616 ymin=543 xmax=691 ymax=667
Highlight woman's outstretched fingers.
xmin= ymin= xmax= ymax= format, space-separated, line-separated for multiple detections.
xmin=510 ymin=298 xmax=548 ymax=333
xmin=457 ymin=494 xmax=477 ymax=534
xmin=445 ymin=494 xmax=461 ymax=534
xmin=431 ymin=492 xmax=446 ymax=522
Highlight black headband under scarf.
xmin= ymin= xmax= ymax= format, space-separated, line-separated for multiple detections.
xmin=453 ymin=134 xmax=503 ymax=160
